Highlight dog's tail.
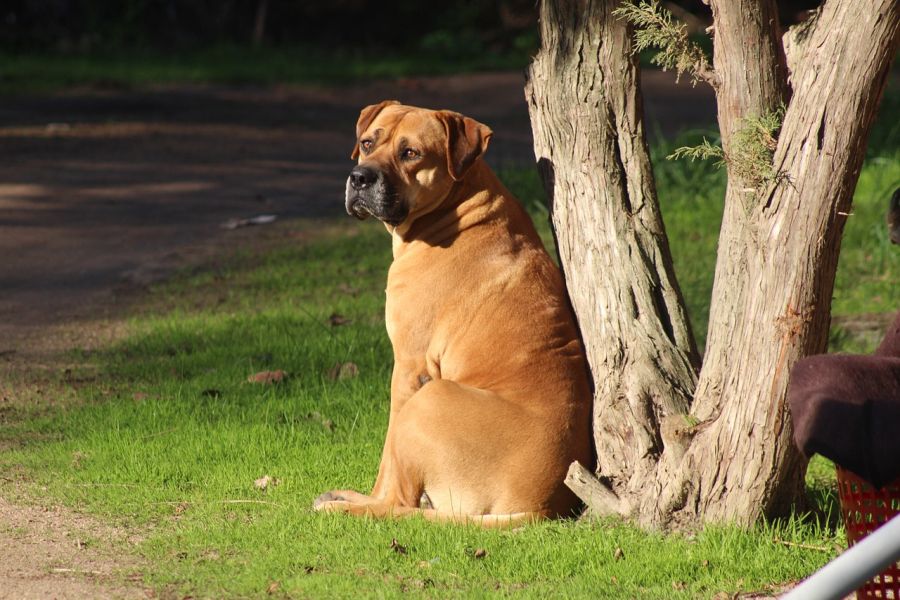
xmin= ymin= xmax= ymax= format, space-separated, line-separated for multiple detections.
xmin=318 ymin=501 xmax=545 ymax=529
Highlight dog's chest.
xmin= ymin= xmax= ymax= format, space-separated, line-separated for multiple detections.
xmin=384 ymin=265 xmax=439 ymax=350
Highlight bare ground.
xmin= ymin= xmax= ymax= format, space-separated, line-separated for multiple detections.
xmin=0 ymin=70 xmax=716 ymax=597
xmin=0 ymin=495 xmax=149 ymax=599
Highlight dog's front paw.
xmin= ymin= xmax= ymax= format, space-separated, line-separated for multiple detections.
xmin=314 ymin=499 xmax=353 ymax=513
xmin=313 ymin=491 xmax=346 ymax=509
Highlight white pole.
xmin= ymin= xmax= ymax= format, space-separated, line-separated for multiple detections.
xmin=782 ymin=513 xmax=900 ymax=600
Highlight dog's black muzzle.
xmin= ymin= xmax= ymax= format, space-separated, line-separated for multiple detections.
xmin=345 ymin=164 xmax=409 ymax=226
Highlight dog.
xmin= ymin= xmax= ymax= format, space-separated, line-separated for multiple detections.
xmin=313 ymin=101 xmax=592 ymax=526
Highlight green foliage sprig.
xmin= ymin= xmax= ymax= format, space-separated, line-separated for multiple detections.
xmin=613 ymin=0 xmax=714 ymax=86
xmin=729 ymin=107 xmax=786 ymax=190
xmin=667 ymin=107 xmax=788 ymax=193
xmin=667 ymin=138 xmax=725 ymax=166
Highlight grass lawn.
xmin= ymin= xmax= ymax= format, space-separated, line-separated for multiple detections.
xmin=0 ymin=218 xmax=846 ymax=599
xmin=0 ymin=45 xmax=532 ymax=94
xmin=1 ymin=92 xmax=897 ymax=598
xmin=0 ymin=36 xmax=716 ymax=94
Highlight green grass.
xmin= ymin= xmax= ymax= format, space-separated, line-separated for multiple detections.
xmin=1 ymin=220 xmax=845 ymax=598
xmin=0 ymin=34 xmax=717 ymax=95
xmin=2 ymin=97 xmax=897 ymax=598
xmin=0 ymin=45 xmax=532 ymax=94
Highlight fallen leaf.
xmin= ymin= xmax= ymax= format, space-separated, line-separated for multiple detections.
xmin=266 ymin=581 xmax=280 ymax=595
xmin=254 ymin=475 xmax=280 ymax=491
xmin=328 ymin=313 xmax=352 ymax=327
xmin=327 ymin=362 xmax=359 ymax=380
xmin=613 ymin=547 xmax=625 ymax=561
xmin=390 ymin=538 xmax=407 ymax=555
xmin=474 ymin=548 xmax=487 ymax=559
xmin=247 ymin=370 xmax=287 ymax=384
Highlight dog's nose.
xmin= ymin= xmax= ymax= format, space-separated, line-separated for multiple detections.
xmin=349 ymin=165 xmax=378 ymax=190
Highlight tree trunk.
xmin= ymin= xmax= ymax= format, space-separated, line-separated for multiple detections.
xmin=527 ymin=0 xmax=899 ymax=528
xmin=525 ymin=0 xmax=700 ymax=521
xmin=674 ymin=0 xmax=803 ymax=524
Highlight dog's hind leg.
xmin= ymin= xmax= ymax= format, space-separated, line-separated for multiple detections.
xmin=313 ymin=498 xmax=544 ymax=528
xmin=378 ymin=379 xmax=577 ymax=517
xmin=314 ymin=378 xmax=582 ymax=523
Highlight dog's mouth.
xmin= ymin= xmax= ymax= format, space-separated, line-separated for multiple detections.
xmin=345 ymin=176 xmax=408 ymax=226
xmin=350 ymin=198 xmax=408 ymax=227
xmin=346 ymin=195 xmax=372 ymax=220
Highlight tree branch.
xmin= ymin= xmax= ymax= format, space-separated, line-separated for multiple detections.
xmin=694 ymin=60 xmax=719 ymax=90
xmin=614 ymin=0 xmax=719 ymax=88
xmin=564 ymin=461 xmax=629 ymax=517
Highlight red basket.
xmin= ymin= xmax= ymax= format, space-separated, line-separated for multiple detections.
xmin=836 ymin=466 xmax=900 ymax=599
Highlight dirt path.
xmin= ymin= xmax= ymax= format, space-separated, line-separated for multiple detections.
xmin=0 ymin=496 xmax=148 ymax=599
xmin=0 ymin=70 xmax=715 ymax=598
xmin=0 ymin=70 xmax=715 ymax=355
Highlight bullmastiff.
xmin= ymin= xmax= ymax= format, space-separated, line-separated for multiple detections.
xmin=314 ymin=101 xmax=592 ymax=526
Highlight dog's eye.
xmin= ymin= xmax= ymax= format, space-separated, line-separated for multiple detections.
xmin=360 ymin=139 xmax=374 ymax=154
xmin=400 ymin=148 xmax=420 ymax=161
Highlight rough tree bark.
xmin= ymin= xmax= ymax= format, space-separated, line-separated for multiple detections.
xmin=526 ymin=0 xmax=899 ymax=528
xmin=525 ymin=0 xmax=700 ymax=521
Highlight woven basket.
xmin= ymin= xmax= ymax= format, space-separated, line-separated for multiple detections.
xmin=836 ymin=466 xmax=900 ymax=599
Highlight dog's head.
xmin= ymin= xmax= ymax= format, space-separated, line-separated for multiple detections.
xmin=344 ymin=101 xmax=492 ymax=227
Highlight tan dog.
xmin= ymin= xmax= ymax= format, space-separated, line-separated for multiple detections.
xmin=314 ymin=101 xmax=592 ymax=526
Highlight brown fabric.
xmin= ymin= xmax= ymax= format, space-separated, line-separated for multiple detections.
xmin=789 ymin=311 xmax=900 ymax=488
xmin=875 ymin=310 xmax=900 ymax=357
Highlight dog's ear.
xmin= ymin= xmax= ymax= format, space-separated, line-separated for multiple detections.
xmin=436 ymin=111 xmax=493 ymax=181
xmin=351 ymin=100 xmax=400 ymax=159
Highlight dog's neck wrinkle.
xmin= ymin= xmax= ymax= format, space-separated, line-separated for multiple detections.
xmin=392 ymin=161 xmax=503 ymax=258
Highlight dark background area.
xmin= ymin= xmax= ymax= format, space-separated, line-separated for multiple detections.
xmin=2 ymin=0 xmax=822 ymax=56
